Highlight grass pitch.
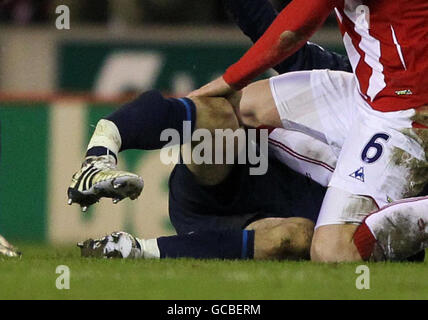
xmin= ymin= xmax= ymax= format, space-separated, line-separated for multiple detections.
xmin=0 ymin=244 xmax=426 ymax=300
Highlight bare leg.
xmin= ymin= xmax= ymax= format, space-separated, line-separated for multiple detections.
xmin=310 ymin=187 xmax=376 ymax=263
xmin=311 ymin=225 xmax=362 ymax=262
xmin=184 ymin=96 xmax=241 ymax=186
xmin=238 ymin=80 xmax=283 ymax=128
xmin=246 ymin=217 xmax=315 ymax=260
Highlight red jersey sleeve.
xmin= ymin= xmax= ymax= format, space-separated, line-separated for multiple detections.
xmin=223 ymin=0 xmax=340 ymax=89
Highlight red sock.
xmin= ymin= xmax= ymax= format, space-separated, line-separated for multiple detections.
xmin=353 ymin=219 xmax=377 ymax=260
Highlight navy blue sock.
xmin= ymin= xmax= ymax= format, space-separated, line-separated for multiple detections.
xmin=87 ymin=90 xmax=196 ymax=157
xmin=156 ymin=229 xmax=255 ymax=260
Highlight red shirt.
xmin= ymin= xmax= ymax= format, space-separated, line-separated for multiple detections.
xmin=224 ymin=0 xmax=428 ymax=112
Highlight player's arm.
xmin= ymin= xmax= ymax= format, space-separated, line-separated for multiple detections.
xmin=190 ymin=0 xmax=340 ymax=97
xmin=224 ymin=0 xmax=351 ymax=74
xmin=224 ymin=0 xmax=340 ymax=89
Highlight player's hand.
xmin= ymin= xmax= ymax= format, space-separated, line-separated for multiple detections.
xmin=188 ymin=76 xmax=235 ymax=98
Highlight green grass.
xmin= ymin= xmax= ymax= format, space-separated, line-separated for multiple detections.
xmin=0 ymin=244 xmax=427 ymax=300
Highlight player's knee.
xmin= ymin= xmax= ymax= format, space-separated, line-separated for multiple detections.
xmin=239 ymin=92 xmax=263 ymax=128
xmin=267 ymin=219 xmax=314 ymax=260
xmin=239 ymin=80 xmax=276 ymax=128
xmin=310 ymin=240 xmax=339 ymax=263
xmin=310 ymin=225 xmax=362 ymax=263
xmin=190 ymin=96 xmax=239 ymax=133
xmin=285 ymin=219 xmax=314 ymax=259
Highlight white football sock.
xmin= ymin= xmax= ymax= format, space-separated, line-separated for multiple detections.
xmin=364 ymin=196 xmax=428 ymax=261
xmin=136 ymin=238 xmax=160 ymax=259
xmin=87 ymin=119 xmax=122 ymax=156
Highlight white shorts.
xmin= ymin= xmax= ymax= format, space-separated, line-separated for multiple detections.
xmin=269 ymin=70 xmax=427 ymax=227
xmin=268 ymin=129 xmax=335 ymax=188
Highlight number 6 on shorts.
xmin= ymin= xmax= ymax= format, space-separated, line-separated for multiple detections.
xmin=361 ymin=133 xmax=390 ymax=164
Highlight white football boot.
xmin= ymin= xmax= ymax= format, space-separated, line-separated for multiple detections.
xmin=67 ymin=155 xmax=144 ymax=212
xmin=0 ymin=234 xmax=21 ymax=258
xmin=77 ymin=231 xmax=159 ymax=259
